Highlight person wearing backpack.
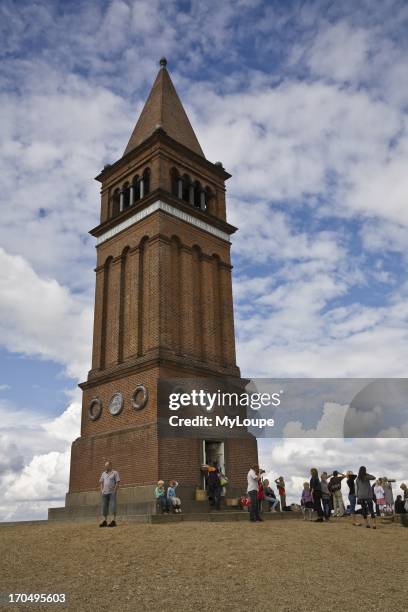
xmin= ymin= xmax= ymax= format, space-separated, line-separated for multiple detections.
xmin=329 ymin=471 xmax=346 ymax=517
xmin=207 ymin=462 xmax=222 ymax=511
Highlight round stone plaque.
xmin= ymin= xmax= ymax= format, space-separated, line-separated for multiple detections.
xmin=131 ymin=384 xmax=148 ymax=411
xmin=109 ymin=392 xmax=124 ymax=416
xmin=88 ymin=398 xmax=102 ymax=421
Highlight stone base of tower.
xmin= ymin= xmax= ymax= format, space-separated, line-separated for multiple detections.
xmin=48 ymin=427 xmax=258 ymax=521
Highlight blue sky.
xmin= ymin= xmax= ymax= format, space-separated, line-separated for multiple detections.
xmin=1 ymin=0 xmax=408 ymax=520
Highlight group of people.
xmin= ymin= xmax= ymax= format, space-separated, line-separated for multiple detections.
xmin=98 ymin=461 xmax=183 ymax=525
xmin=244 ymin=468 xmax=287 ymax=521
xmin=154 ymin=479 xmax=182 ymax=513
xmin=154 ymin=462 xmax=229 ymax=515
xmin=97 ymin=460 xmax=408 ymax=527
xmin=247 ymin=464 xmax=408 ymax=526
xmin=302 ymin=468 xmax=408 ymax=527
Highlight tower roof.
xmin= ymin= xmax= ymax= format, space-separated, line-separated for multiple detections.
xmin=124 ymin=58 xmax=205 ymax=158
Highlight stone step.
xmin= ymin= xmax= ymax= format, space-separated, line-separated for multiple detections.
xmin=49 ymin=508 xmax=302 ymax=525
xmin=150 ymin=511 xmax=302 ymax=523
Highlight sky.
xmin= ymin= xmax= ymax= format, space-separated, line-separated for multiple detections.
xmin=1 ymin=0 xmax=408 ymax=520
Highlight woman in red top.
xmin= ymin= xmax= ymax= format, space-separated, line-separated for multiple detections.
xmin=257 ymin=479 xmax=265 ymax=514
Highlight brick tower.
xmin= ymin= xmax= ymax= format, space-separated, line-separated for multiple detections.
xmin=52 ymin=59 xmax=258 ymax=518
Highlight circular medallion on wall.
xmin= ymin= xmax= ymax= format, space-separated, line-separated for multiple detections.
xmin=109 ymin=392 xmax=124 ymax=416
xmin=131 ymin=384 xmax=149 ymax=411
xmin=88 ymin=398 xmax=102 ymax=421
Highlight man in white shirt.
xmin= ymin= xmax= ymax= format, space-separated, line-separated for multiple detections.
xmin=247 ymin=464 xmax=262 ymax=522
xmin=99 ymin=461 xmax=120 ymax=527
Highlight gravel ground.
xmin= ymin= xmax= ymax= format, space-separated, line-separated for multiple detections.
xmin=1 ymin=518 xmax=407 ymax=612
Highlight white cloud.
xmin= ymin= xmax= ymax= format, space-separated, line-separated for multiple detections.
xmin=377 ymin=423 xmax=408 ymax=438
xmin=5 ymin=450 xmax=71 ymax=503
xmin=0 ymin=434 xmax=24 ymax=477
xmin=282 ymin=403 xmax=349 ymax=438
xmin=306 ymin=22 xmax=370 ymax=83
xmin=0 ymin=399 xmax=80 ymax=518
xmin=0 ymin=247 xmax=92 ymax=380
xmin=194 ymin=80 xmax=407 ymax=227
xmin=42 ymin=402 xmax=81 ymax=443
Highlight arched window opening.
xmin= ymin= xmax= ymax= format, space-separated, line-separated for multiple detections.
xmin=171 ymin=168 xmax=179 ymax=198
xmin=123 ymin=182 xmax=130 ymax=210
xmin=203 ymin=187 xmax=212 ymax=212
xmin=193 ymin=181 xmax=202 ymax=208
xmin=182 ymin=174 xmax=191 ymax=203
xmin=132 ymin=175 xmax=140 ymax=203
xmin=143 ymin=168 xmax=150 ymax=197
xmin=111 ymin=189 xmax=120 ymax=217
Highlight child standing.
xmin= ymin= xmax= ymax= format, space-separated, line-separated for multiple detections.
xmin=167 ymin=479 xmax=182 ymax=513
xmin=275 ymin=476 xmax=286 ymax=511
xmin=382 ymin=478 xmax=395 ymax=515
xmin=301 ymin=482 xmax=313 ymax=521
xmin=374 ymin=480 xmax=385 ymax=515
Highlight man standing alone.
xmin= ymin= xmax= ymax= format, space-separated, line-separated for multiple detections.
xmin=99 ymin=461 xmax=120 ymax=527
xmin=247 ymin=464 xmax=262 ymax=522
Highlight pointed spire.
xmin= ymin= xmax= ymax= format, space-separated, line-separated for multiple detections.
xmin=124 ymin=59 xmax=205 ymax=157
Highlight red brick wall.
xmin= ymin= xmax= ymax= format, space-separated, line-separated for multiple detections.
xmin=69 ymin=424 xmax=159 ymax=492
xmin=226 ymin=437 xmax=259 ymax=490
xmin=69 ymin=129 xmax=258 ymax=497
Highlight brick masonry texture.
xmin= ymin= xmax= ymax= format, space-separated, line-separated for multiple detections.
xmin=68 ymin=65 xmax=258 ymax=496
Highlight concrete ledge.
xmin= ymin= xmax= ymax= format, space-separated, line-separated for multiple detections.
xmin=65 ymin=485 xmax=159 ymax=507
xmin=49 ymin=500 xmax=158 ymax=520
xmin=64 ymin=484 xmax=203 ymax=507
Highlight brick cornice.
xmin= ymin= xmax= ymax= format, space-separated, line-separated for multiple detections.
xmin=95 ymin=128 xmax=231 ymax=184
xmin=80 ymin=351 xmax=240 ymax=390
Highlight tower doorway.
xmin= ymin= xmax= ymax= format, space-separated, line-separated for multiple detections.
xmin=203 ymin=440 xmax=225 ymax=489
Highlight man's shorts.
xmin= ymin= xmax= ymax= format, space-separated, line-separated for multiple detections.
xmin=101 ymin=492 xmax=117 ymax=516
